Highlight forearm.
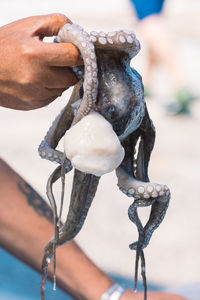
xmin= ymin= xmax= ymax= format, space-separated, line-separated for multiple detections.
xmin=0 ymin=159 xmax=113 ymax=299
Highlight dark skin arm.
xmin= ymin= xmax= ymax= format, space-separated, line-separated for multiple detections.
xmin=0 ymin=159 xmax=186 ymax=300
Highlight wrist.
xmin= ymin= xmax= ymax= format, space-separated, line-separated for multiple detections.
xmin=100 ymin=283 xmax=126 ymax=300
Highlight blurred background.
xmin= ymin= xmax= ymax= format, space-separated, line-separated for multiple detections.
xmin=0 ymin=0 xmax=200 ymax=299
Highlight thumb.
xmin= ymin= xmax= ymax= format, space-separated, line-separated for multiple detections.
xmin=34 ymin=14 xmax=72 ymax=39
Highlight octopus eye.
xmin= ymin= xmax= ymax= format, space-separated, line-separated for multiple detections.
xmin=108 ymin=105 xmax=115 ymax=113
xmin=79 ymin=85 xmax=84 ymax=98
xmin=107 ymin=105 xmax=116 ymax=118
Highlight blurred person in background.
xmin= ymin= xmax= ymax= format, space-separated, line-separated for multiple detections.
xmin=129 ymin=0 xmax=195 ymax=115
xmin=0 ymin=14 xmax=187 ymax=300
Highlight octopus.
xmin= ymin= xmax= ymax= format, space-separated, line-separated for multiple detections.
xmin=38 ymin=23 xmax=170 ymax=300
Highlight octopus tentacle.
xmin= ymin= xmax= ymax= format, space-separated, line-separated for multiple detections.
xmin=140 ymin=250 xmax=147 ymax=299
xmin=128 ymin=198 xmax=156 ymax=247
xmin=41 ymin=169 xmax=100 ymax=300
xmin=38 ymin=107 xmax=67 ymax=165
xmin=128 ymin=198 xmax=155 ymax=297
xmin=61 ymin=170 xmax=100 ymax=235
xmin=90 ymin=29 xmax=140 ymax=59
xmin=143 ymin=194 xmax=170 ymax=248
xmin=57 ymin=24 xmax=98 ymax=125
xmin=117 ymin=167 xmax=170 ymax=250
xmin=58 ymin=155 xmax=67 ymax=225
xmin=128 ymin=200 xmax=144 ymax=292
xmin=38 ymin=81 xmax=81 ymax=165
xmin=46 ymin=166 xmax=61 ymax=292
xmin=127 ymin=194 xmax=169 ymax=299
xmin=72 ymin=65 xmax=84 ymax=80
xmin=135 ymin=104 xmax=156 ymax=182
xmin=116 ymin=167 xmax=170 ymax=200
xmin=117 ymin=162 xmax=169 ymax=299
xmin=41 ymin=162 xmax=72 ymax=300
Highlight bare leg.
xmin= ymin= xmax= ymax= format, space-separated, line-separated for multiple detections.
xmin=144 ymin=42 xmax=158 ymax=89
xmin=139 ymin=14 xmax=183 ymax=89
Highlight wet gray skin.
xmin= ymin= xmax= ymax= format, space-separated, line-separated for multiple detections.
xmin=95 ymin=49 xmax=144 ymax=138
xmin=38 ymin=24 xmax=170 ymax=300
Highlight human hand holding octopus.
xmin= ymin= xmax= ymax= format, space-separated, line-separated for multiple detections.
xmin=0 ymin=14 xmax=82 ymax=110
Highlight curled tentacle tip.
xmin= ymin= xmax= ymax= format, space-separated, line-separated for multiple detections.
xmin=129 ymin=242 xmax=137 ymax=250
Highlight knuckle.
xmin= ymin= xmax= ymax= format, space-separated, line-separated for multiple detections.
xmin=21 ymin=43 xmax=36 ymax=59
xmin=52 ymin=13 xmax=70 ymax=24
xmin=18 ymin=72 xmax=36 ymax=85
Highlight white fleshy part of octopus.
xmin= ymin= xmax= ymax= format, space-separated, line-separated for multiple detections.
xmin=57 ymin=23 xmax=98 ymax=125
xmin=63 ymin=111 xmax=125 ymax=176
xmin=116 ymin=167 xmax=170 ymax=200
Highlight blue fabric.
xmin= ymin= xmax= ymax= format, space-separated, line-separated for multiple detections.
xmin=130 ymin=0 xmax=165 ymax=20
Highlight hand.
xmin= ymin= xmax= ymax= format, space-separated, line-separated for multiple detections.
xmin=121 ymin=290 xmax=187 ymax=300
xmin=0 ymin=14 xmax=82 ymax=110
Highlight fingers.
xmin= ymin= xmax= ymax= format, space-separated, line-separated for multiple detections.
xmin=33 ymin=14 xmax=72 ymax=39
xmin=20 ymin=89 xmax=65 ymax=110
xmin=39 ymin=42 xmax=83 ymax=67
xmin=33 ymin=14 xmax=83 ymax=67
xmin=31 ymin=14 xmax=83 ymax=68
xmin=23 ymin=68 xmax=78 ymax=109
xmin=43 ymin=66 xmax=78 ymax=89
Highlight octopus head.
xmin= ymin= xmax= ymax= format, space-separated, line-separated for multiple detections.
xmin=96 ymin=64 xmax=145 ymax=138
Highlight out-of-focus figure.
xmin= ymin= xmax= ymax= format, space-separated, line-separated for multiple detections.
xmin=129 ymin=0 xmax=195 ymax=115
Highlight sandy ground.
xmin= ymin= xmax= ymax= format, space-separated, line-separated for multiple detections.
xmin=0 ymin=0 xmax=200 ymax=298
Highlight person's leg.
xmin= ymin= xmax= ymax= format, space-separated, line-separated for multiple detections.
xmin=130 ymin=0 xmax=181 ymax=86
xmin=130 ymin=0 xmax=165 ymax=22
xmin=139 ymin=14 xmax=183 ymax=89
xmin=140 ymin=15 xmax=195 ymax=114
xmin=130 ymin=0 xmax=194 ymax=114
